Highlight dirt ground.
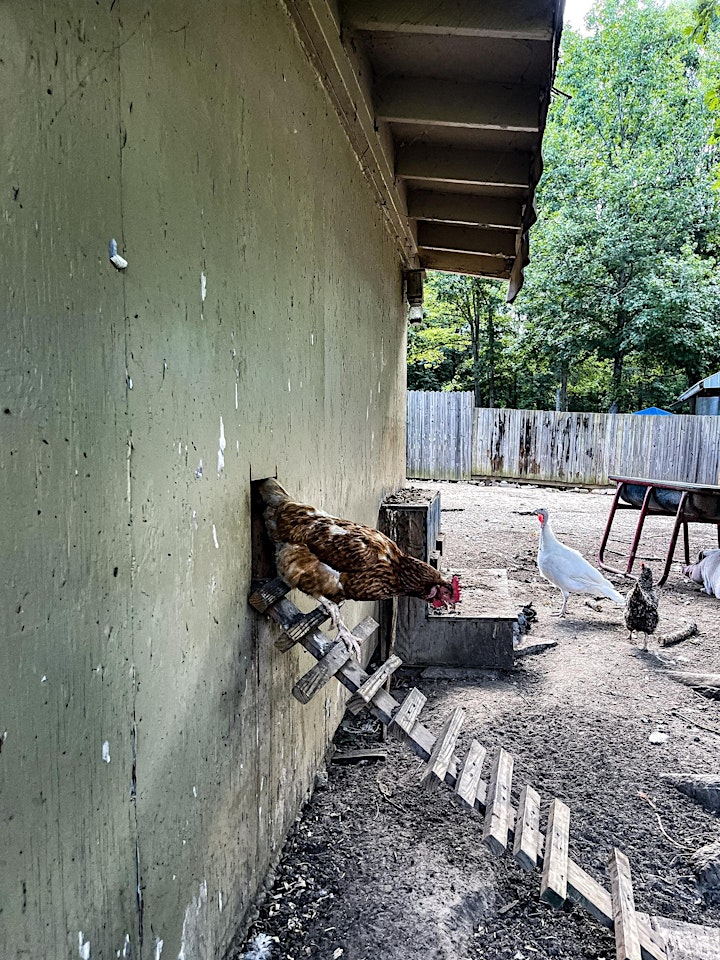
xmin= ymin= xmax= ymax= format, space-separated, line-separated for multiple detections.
xmin=233 ymin=481 xmax=720 ymax=960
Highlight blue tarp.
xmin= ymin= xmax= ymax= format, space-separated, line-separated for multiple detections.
xmin=632 ymin=407 xmax=674 ymax=415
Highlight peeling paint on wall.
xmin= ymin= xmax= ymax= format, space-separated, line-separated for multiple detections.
xmin=178 ymin=880 xmax=208 ymax=960
xmin=102 ymin=740 xmax=111 ymax=763
xmin=78 ymin=932 xmax=90 ymax=959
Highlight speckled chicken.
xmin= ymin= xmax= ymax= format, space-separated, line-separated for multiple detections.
xmin=624 ymin=563 xmax=659 ymax=650
xmin=259 ymin=479 xmax=460 ymax=655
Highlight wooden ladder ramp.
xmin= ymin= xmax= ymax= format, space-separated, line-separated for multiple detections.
xmin=250 ymin=579 xmax=667 ymax=960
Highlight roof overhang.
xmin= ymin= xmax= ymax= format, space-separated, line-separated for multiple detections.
xmin=675 ymin=373 xmax=720 ymax=403
xmin=284 ymin=0 xmax=565 ymax=300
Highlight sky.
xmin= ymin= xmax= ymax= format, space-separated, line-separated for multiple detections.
xmin=563 ymin=0 xmax=596 ymax=32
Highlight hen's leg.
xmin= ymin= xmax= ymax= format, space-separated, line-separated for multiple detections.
xmin=318 ymin=597 xmax=362 ymax=659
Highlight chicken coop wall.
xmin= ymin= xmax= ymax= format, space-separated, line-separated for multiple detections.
xmin=0 ymin=3 xmax=406 ymax=958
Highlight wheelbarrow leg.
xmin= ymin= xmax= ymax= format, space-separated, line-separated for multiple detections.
xmin=598 ymin=482 xmax=625 ymax=573
xmin=658 ymin=491 xmax=688 ymax=586
xmin=626 ymin=485 xmax=654 ymax=576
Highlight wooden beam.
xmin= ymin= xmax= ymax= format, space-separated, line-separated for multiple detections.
xmin=376 ymin=78 xmax=541 ymax=132
xmin=347 ymin=654 xmax=403 ymax=715
xmin=513 ymin=784 xmax=542 ymax=871
xmin=408 ymin=189 xmax=523 ymax=228
xmin=283 ymin=0 xmax=418 ymax=266
xmin=540 ymin=798 xmax=570 ymax=908
xmin=483 ymin=747 xmax=515 ymax=855
xmin=417 ymin=222 xmax=518 ymax=257
xmin=418 ymin=249 xmax=512 ymax=279
xmin=609 ymin=848 xmax=642 ymax=960
xmin=396 ymin=144 xmax=532 ymax=189
xmin=279 ymin=604 xmax=332 ymax=650
xmin=455 ymin=739 xmax=486 ymax=808
xmin=292 ymin=641 xmax=351 ymax=704
xmin=248 ymin=577 xmax=291 ymax=613
xmin=420 ymin=707 xmax=465 ymax=789
xmin=341 ymin=0 xmax=557 ymax=41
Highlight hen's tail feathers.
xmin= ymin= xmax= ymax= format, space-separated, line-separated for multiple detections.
xmin=258 ymin=478 xmax=291 ymax=506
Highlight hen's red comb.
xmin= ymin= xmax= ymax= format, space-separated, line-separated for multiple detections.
xmin=451 ymin=575 xmax=461 ymax=603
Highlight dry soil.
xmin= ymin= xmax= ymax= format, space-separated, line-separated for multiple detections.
xmin=232 ymin=480 xmax=720 ymax=960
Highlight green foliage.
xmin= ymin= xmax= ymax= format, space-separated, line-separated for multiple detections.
xmin=411 ymin=0 xmax=720 ymax=413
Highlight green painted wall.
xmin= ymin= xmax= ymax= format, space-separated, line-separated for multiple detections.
xmin=0 ymin=2 xmax=406 ymax=957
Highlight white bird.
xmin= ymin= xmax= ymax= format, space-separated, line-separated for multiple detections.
xmin=532 ymin=507 xmax=625 ymax=618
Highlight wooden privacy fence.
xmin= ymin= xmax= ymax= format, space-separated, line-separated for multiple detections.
xmin=406 ymin=391 xmax=474 ymax=480
xmin=406 ymin=393 xmax=720 ymax=486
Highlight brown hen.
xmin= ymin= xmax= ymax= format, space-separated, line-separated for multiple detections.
xmin=259 ymin=479 xmax=460 ymax=655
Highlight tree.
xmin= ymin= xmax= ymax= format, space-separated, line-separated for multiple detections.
xmin=517 ymin=0 xmax=720 ymax=410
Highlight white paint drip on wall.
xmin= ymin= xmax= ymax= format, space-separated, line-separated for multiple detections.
xmin=195 ymin=460 xmax=203 ymax=480
xmin=218 ymin=890 xmax=223 ymax=912
xmin=235 ymin=382 xmax=238 ymax=410
xmin=210 ymin=576 xmax=217 ymax=595
xmin=192 ymin=786 xmax=197 ymax=798
xmin=201 ymin=272 xmax=207 ymax=302
xmin=217 ymin=417 xmax=226 ymax=474
xmin=212 ymin=525 xmax=219 ymax=549
xmin=41 ymin=675 xmax=47 ymax=683
xmin=122 ymin=934 xmax=131 ymax=957
xmin=102 ymin=741 xmax=111 ymax=763
xmin=78 ymin=932 xmax=90 ymax=959
xmin=154 ymin=938 xmax=164 ymax=960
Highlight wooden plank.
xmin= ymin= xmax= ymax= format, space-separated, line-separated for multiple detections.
xmin=346 ymin=654 xmax=403 ymax=715
xmin=512 ymin=784 xmax=541 ymax=870
xmin=540 ymin=797 xmax=571 ymax=907
xmin=248 ymin=577 xmax=291 ymax=613
xmin=397 ymin=144 xmax=531 ymax=189
xmin=331 ymin=748 xmax=386 ymax=765
xmin=389 ymin=687 xmax=427 ymax=737
xmin=417 ymin=222 xmax=517 ymax=258
xmin=483 ymin=747 xmax=515 ymax=855
xmin=407 ymin=190 xmax=522 ymax=228
xmin=341 ymin=0 xmax=556 ymax=41
xmin=455 ymin=739 xmax=486 ymax=808
xmin=609 ymin=848 xmax=642 ymax=960
xmin=420 ymin=707 xmax=465 ymax=789
xmin=278 ymin=604 xmax=332 ymax=650
xmin=292 ymin=641 xmax=351 ymax=704
xmin=283 ymin=0 xmax=418 ymax=265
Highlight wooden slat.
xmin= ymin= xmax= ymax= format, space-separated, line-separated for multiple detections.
xmin=248 ymin=577 xmax=291 ymax=613
xmin=389 ymin=687 xmax=427 ymax=736
xmin=420 ymin=707 xmax=465 ymax=789
xmin=418 ymin=222 xmax=517 ymax=257
xmin=512 ymin=784 xmax=541 ymax=870
xmin=455 ymin=739 xmax=486 ymax=808
xmin=407 ymin=190 xmax=522 ymax=228
xmin=341 ymin=0 xmax=556 ymax=41
xmin=347 ymin=654 xmax=403 ymax=715
xmin=610 ymin=848 xmax=642 ymax=960
xmin=292 ymin=641 xmax=351 ymax=704
xmin=540 ymin=798 xmax=571 ymax=907
xmin=376 ymin=78 xmax=541 ymax=132
xmin=635 ymin=913 xmax=669 ymax=960
xmin=397 ymin=144 xmax=531 ymax=189
xmin=483 ymin=747 xmax=515 ymax=855
xmin=277 ymin=604 xmax=332 ymax=651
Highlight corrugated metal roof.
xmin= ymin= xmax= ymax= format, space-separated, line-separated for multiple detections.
xmin=675 ymin=372 xmax=720 ymax=402
xmin=285 ymin=0 xmax=565 ymax=300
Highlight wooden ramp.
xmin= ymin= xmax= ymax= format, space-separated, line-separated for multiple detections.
xmin=250 ymin=578 xmax=676 ymax=960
